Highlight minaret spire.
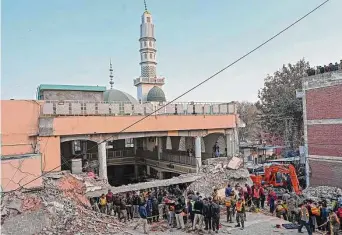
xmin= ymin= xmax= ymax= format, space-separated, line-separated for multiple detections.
xmin=109 ymin=59 xmax=114 ymax=89
xmin=144 ymin=0 xmax=148 ymax=12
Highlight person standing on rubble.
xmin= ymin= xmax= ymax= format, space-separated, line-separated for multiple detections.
xmin=192 ymin=196 xmax=204 ymax=231
xmin=126 ymin=192 xmax=134 ymax=221
xmin=106 ymin=189 xmax=113 ymax=215
xmin=252 ymin=184 xmax=261 ymax=208
xmin=329 ymin=211 xmax=340 ymax=235
xmin=211 ymin=198 xmax=221 ymax=233
xmin=235 ymin=198 xmax=246 ymax=230
xmin=120 ymin=195 xmax=127 ymax=222
xmin=152 ymin=196 xmax=159 ymax=222
xmin=298 ymin=203 xmax=312 ymax=235
xmin=99 ymin=194 xmax=107 ymax=214
xmin=267 ymin=188 xmax=277 ymax=214
xmin=203 ymin=198 xmax=212 ymax=232
xmin=225 ymin=194 xmax=233 ymax=223
xmin=175 ymin=197 xmax=186 ymax=230
xmin=244 ymin=183 xmax=252 ymax=207
xmin=287 ymin=195 xmax=297 ymax=223
xmin=133 ymin=191 xmax=140 ymax=218
xmin=260 ymin=185 xmax=266 ymax=209
xmin=146 ymin=194 xmax=153 ymax=224
xmin=213 ymin=142 xmax=220 ymax=158
xmin=225 ymin=184 xmax=233 ymax=198
xmin=113 ymin=194 xmax=121 ymax=218
xmin=134 ymin=202 xmax=148 ymax=234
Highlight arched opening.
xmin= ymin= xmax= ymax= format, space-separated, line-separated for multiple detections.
xmin=60 ymin=139 xmax=98 ymax=172
xmin=203 ymin=133 xmax=226 ymax=158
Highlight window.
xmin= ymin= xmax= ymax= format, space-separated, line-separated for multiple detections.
xmin=150 ymin=53 xmax=153 ymax=59
xmin=147 ymin=17 xmax=150 ymax=23
xmin=72 ymin=140 xmax=81 ymax=154
xmin=144 ymin=41 xmax=147 ymax=47
xmin=144 ymin=53 xmax=147 ymax=59
xmin=125 ymin=138 xmax=134 ymax=148
xmin=149 ymin=41 xmax=152 ymax=47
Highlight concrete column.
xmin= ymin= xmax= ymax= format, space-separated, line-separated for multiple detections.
xmin=158 ymin=171 xmax=163 ymax=180
xmin=195 ymin=136 xmax=202 ymax=173
xmin=233 ymin=127 xmax=239 ymax=156
xmin=146 ymin=165 xmax=151 ymax=176
xmin=98 ymin=142 xmax=107 ymax=180
xmin=157 ymin=137 xmax=163 ymax=160
xmin=226 ymin=132 xmax=235 ymax=158
xmin=134 ymin=165 xmax=139 ymax=179
xmin=133 ymin=138 xmax=137 ymax=155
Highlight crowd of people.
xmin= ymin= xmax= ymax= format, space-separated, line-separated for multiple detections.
xmin=89 ymin=182 xmax=342 ymax=234
xmin=306 ymin=60 xmax=342 ymax=76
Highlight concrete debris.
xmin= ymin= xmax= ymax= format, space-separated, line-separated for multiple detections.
xmin=188 ymin=158 xmax=252 ymax=197
xmin=303 ymin=186 xmax=342 ymax=200
xmin=1 ymin=172 xmax=124 ymax=235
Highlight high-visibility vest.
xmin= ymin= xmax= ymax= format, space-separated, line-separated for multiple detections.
xmin=253 ymin=188 xmax=260 ymax=198
xmin=311 ymin=207 xmax=320 ymax=216
xmin=276 ymin=205 xmax=284 ymax=212
xmin=225 ymin=199 xmax=231 ymax=207
xmin=236 ymin=202 xmax=243 ymax=212
xmin=190 ymin=201 xmax=195 ymax=211
xmin=100 ymin=197 xmax=106 ymax=206
xmin=301 ymin=208 xmax=309 ymax=217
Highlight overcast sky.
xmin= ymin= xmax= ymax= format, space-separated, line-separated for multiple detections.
xmin=2 ymin=0 xmax=342 ymax=102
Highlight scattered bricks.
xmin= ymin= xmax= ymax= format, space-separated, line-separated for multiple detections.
xmin=187 ymin=158 xmax=252 ymax=197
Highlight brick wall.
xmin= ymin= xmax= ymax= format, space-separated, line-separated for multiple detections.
xmin=308 ymin=124 xmax=342 ymax=156
xmin=306 ymin=84 xmax=342 ymax=120
xmin=309 ymin=159 xmax=342 ymax=187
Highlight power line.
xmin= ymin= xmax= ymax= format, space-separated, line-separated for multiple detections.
xmin=2 ymin=0 xmax=330 ymax=194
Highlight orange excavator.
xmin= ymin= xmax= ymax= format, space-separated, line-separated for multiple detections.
xmin=250 ymin=164 xmax=302 ymax=195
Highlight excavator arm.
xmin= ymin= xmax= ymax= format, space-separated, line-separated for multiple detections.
xmin=263 ymin=164 xmax=301 ymax=195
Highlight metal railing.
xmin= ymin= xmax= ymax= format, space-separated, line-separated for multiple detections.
xmin=86 ymin=149 xmax=134 ymax=160
xmin=40 ymin=100 xmax=237 ymax=116
xmin=160 ymin=153 xmax=197 ymax=166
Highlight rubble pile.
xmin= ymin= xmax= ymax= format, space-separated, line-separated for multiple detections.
xmin=187 ymin=158 xmax=252 ymax=197
xmin=303 ymin=186 xmax=342 ymax=200
xmin=1 ymin=171 xmax=124 ymax=235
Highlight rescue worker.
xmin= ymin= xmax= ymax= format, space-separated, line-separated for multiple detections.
xmin=119 ymin=196 xmax=127 ymax=222
xmin=235 ymin=198 xmax=246 ymax=230
xmin=252 ymin=184 xmax=260 ymax=208
xmin=113 ymin=194 xmax=121 ymax=218
xmin=203 ymin=198 xmax=212 ymax=232
xmin=287 ymin=196 xmax=297 ymax=223
xmin=297 ymin=203 xmax=312 ymax=235
xmin=225 ymin=184 xmax=233 ymax=198
xmin=225 ymin=194 xmax=233 ymax=223
xmin=329 ymin=211 xmax=340 ymax=235
xmin=211 ymin=198 xmax=220 ymax=233
xmin=275 ymin=200 xmax=287 ymax=220
xmin=106 ymin=189 xmax=113 ymax=215
xmin=99 ymin=194 xmax=107 ymax=214
xmin=192 ymin=197 xmax=204 ymax=231
xmin=231 ymin=191 xmax=237 ymax=219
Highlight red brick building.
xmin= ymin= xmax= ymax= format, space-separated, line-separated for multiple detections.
xmin=302 ymin=69 xmax=342 ymax=187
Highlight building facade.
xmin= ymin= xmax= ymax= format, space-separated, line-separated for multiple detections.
xmin=0 ymin=5 xmax=244 ymax=192
xmin=302 ymin=69 xmax=342 ymax=187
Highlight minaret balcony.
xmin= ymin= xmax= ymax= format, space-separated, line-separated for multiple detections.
xmin=134 ymin=77 xmax=165 ymax=86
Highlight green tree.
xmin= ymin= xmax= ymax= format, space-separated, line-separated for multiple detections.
xmin=236 ymin=101 xmax=261 ymax=142
xmin=256 ymin=59 xmax=309 ymax=148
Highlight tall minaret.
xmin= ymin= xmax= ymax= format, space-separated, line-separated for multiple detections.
xmin=134 ymin=0 xmax=166 ymax=103
xmin=109 ymin=59 xmax=114 ymax=89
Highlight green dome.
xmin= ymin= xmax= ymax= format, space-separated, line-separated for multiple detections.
xmin=147 ymin=86 xmax=166 ymax=102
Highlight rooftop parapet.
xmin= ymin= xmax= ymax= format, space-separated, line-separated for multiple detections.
xmin=40 ymin=100 xmax=237 ymax=116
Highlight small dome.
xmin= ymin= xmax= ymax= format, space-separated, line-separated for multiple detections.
xmin=147 ymin=86 xmax=166 ymax=102
xmin=104 ymin=89 xmax=138 ymax=104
